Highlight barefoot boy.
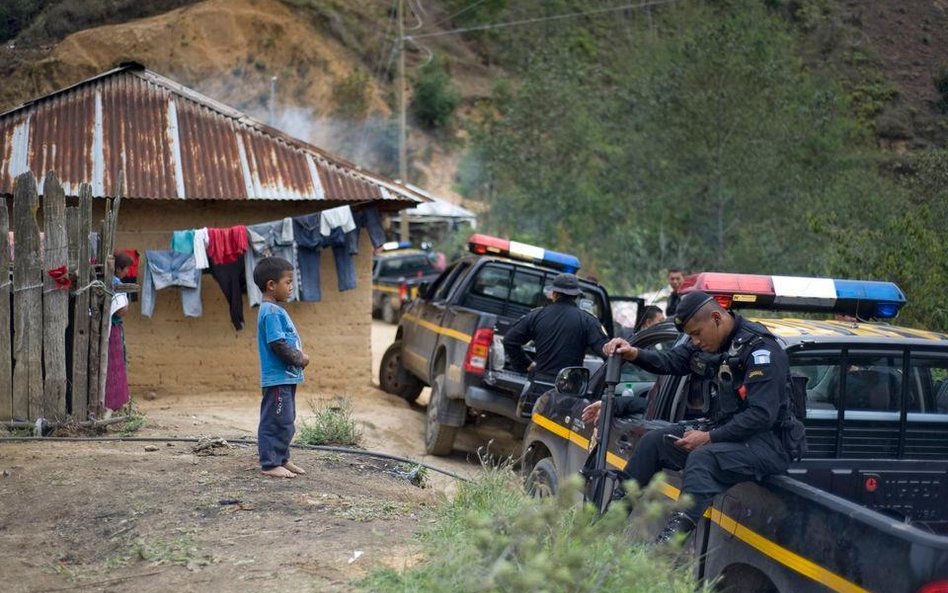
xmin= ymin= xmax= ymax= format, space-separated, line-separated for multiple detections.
xmin=253 ymin=256 xmax=310 ymax=479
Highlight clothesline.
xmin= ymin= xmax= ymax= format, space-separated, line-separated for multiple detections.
xmin=136 ymin=204 xmax=389 ymax=330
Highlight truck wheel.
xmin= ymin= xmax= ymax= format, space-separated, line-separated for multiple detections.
xmin=381 ymin=296 xmax=399 ymax=324
xmin=379 ymin=341 xmax=423 ymax=402
xmin=425 ymin=373 xmax=458 ymax=456
xmin=525 ymin=457 xmax=558 ymax=497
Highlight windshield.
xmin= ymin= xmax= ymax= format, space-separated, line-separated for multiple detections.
xmin=377 ymin=254 xmax=438 ymax=278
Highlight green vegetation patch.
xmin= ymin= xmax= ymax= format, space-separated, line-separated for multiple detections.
xmin=361 ymin=468 xmax=702 ymax=593
xmin=296 ymin=397 xmax=363 ymax=447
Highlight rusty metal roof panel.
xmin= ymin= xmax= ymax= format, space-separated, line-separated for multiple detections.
xmin=0 ymin=63 xmax=422 ymax=204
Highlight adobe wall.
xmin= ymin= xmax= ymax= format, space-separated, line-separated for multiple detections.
xmin=108 ymin=200 xmax=374 ymax=395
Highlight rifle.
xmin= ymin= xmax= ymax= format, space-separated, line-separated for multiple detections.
xmin=589 ymin=353 xmax=624 ymax=514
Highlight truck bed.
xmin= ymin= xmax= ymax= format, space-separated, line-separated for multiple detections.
xmin=787 ymin=459 xmax=948 ymax=536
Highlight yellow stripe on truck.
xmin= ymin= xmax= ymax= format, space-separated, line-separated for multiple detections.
xmin=401 ymin=313 xmax=471 ymax=343
xmin=533 ymin=412 xmax=874 ymax=593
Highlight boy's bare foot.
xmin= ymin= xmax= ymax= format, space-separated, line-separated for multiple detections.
xmin=283 ymin=461 xmax=306 ymax=475
xmin=261 ymin=466 xmax=296 ymax=479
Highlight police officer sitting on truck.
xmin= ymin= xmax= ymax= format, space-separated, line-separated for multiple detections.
xmin=504 ymin=273 xmax=610 ymax=417
xmin=591 ymin=290 xmax=793 ymax=544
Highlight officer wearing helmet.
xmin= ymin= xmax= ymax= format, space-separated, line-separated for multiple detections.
xmin=504 ymin=273 xmax=610 ymax=417
xmin=595 ymin=290 xmax=793 ymax=544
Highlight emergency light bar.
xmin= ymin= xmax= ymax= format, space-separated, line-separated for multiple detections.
xmin=380 ymin=240 xmax=412 ymax=252
xmin=679 ymin=272 xmax=906 ymax=319
xmin=467 ymin=234 xmax=581 ymax=273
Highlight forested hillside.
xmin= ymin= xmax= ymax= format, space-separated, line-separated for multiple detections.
xmin=1 ymin=0 xmax=945 ymax=328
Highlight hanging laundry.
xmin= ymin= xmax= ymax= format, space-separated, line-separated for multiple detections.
xmin=319 ymin=205 xmax=356 ymax=236
xmin=354 ymin=206 xmax=387 ymax=249
xmin=207 ymin=225 xmax=248 ymax=265
xmin=209 ymin=259 xmax=246 ymax=330
xmin=171 ymin=229 xmax=195 ymax=255
xmin=292 ymin=213 xmax=322 ymax=302
xmin=245 ymin=218 xmax=299 ymax=307
xmin=324 ymin=225 xmax=356 ymax=292
xmin=141 ymin=250 xmax=203 ymax=318
xmin=317 ymin=205 xmax=357 ymax=293
xmin=193 ymin=227 xmax=210 ymax=270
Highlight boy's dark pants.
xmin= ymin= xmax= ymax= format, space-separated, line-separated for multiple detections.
xmin=258 ymin=384 xmax=296 ymax=470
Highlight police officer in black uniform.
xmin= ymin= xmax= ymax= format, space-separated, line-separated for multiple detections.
xmin=504 ymin=273 xmax=610 ymax=416
xmin=602 ymin=290 xmax=792 ymax=544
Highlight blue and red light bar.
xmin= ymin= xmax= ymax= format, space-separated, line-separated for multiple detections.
xmin=467 ymin=234 xmax=581 ymax=273
xmin=380 ymin=240 xmax=413 ymax=252
xmin=679 ymin=272 xmax=906 ymax=319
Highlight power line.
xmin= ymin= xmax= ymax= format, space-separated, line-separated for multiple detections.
xmin=406 ymin=0 xmax=681 ymax=40
xmin=433 ymin=0 xmax=488 ymax=26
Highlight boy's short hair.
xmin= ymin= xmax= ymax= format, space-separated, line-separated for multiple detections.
xmin=114 ymin=252 xmax=133 ymax=270
xmin=253 ymin=257 xmax=294 ymax=292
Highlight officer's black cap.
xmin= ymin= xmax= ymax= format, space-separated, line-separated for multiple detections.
xmin=550 ymin=273 xmax=582 ymax=296
xmin=673 ymin=291 xmax=716 ymax=331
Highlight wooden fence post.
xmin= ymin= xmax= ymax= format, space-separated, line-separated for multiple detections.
xmin=0 ymin=197 xmax=11 ymax=420
xmin=12 ymin=173 xmax=43 ymax=420
xmin=70 ymin=184 xmax=93 ymax=420
xmin=43 ymin=172 xmax=69 ymax=419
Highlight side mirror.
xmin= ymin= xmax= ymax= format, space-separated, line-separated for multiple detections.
xmin=416 ymin=282 xmax=430 ymax=299
xmin=555 ymin=367 xmax=590 ymax=397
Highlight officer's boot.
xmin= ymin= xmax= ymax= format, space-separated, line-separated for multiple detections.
xmin=653 ymin=512 xmax=696 ymax=545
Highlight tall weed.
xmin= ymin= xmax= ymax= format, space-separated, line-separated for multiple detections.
xmin=362 ymin=467 xmax=703 ymax=593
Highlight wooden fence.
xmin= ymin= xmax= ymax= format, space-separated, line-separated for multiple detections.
xmin=1 ymin=171 xmax=122 ymax=423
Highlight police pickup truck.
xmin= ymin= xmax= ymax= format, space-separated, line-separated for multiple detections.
xmin=371 ymin=242 xmax=442 ymax=324
xmin=378 ymin=234 xmax=616 ymax=455
xmin=523 ymin=273 xmax=948 ymax=593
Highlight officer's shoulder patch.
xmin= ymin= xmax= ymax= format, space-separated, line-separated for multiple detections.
xmin=748 ymin=369 xmax=765 ymax=379
xmin=751 ymin=349 xmax=771 ymax=365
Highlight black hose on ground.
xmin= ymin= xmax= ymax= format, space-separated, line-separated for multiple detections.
xmin=0 ymin=435 xmax=469 ymax=482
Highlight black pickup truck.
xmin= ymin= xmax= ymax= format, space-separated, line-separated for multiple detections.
xmin=371 ymin=246 xmax=441 ymax=324
xmin=522 ymin=273 xmax=948 ymax=593
xmin=378 ymin=234 xmax=616 ymax=455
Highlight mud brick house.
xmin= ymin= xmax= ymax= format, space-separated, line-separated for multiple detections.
xmin=0 ymin=62 xmax=425 ymax=394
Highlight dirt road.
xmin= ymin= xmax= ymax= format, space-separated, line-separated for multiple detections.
xmin=0 ymin=321 xmax=520 ymax=593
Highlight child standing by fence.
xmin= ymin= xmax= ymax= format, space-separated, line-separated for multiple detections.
xmin=253 ymin=256 xmax=309 ymax=478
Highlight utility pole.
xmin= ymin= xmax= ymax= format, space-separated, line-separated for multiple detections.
xmin=397 ymin=0 xmax=410 ymax=243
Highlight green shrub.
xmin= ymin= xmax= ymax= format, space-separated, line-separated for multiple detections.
xmin=411 ymin=57 xmax=460 ymax=130
xmin=361 ymin=467 xmax=702 ymax=593
xmin=935 ymin=66 xmax=948 ymax=114
xmin=296 ymin=397 xmax=363 ymax=447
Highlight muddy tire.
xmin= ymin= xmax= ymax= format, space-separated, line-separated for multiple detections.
xmin=378 ymin=341 xmax=423 ymax=402
xmin=381 ymin=296 xmax=399 ymax=324
xmin=425 ymin=373 xmax=458 ymax=456
xmin=525 ymin=457 xmax=558 ymax=498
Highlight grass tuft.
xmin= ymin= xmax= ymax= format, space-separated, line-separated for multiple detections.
xmin=296 ymin=397 xmax=363 ymax=447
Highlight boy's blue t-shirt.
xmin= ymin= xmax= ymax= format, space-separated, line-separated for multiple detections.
xmin=257 ymin=301 xmax=304 ymax=387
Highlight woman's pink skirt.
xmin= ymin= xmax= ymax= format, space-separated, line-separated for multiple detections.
xmin=104 ymin=324 xmax=130 ymax=411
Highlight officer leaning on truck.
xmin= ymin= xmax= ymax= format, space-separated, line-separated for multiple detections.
xmin=597 ymin=291 xmax=800 ymax=544
xmin=504 ymin=273 xmax=610 ymax=416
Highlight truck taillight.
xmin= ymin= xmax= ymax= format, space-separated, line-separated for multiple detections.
xmin=464 ymin=328 xmax=494 ymax=375
xmin=917 ymin=583 xmax=948 ymax=593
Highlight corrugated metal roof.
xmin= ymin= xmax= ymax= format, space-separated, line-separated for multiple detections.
xmin=0 ymin=63 xmax=423 ymax=204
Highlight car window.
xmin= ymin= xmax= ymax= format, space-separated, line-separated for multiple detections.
xmin=789 ymin=349 xmax=948 ymax=415
xmin=470 ymin=265 xmax=512 ymax=301
xmin=430 ymin=261 xmax=469 ymax=302
xmin=509 ymin=269 xmax=547 ymax=307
